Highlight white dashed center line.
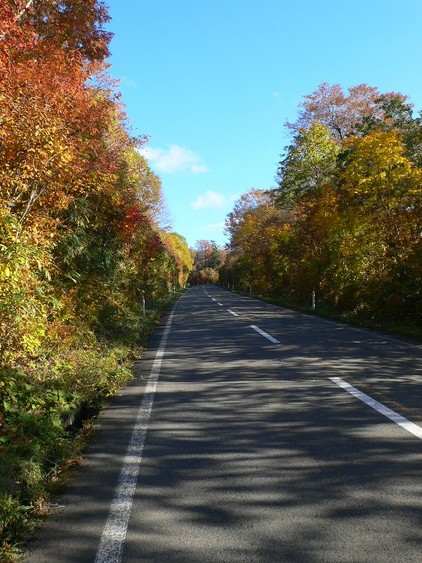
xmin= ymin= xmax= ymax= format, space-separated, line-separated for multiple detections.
xmin=250 ymin=325 xmax=280 ymax=344
xmin=227 ymin=309 xmax=239 ymax=317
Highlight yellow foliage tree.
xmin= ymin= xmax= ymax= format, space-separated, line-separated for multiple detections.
xmin=327 ymin=131 xmax=422 ymax=314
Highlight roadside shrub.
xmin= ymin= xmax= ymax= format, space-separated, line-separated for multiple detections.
xmin=0 ymin=345 xmax=132 ymax=552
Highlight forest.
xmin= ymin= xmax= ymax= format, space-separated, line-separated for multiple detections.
xmin=0 ymin=1 xmax=192 ymax=554
xmin=1 ymin=0 xmax=422 ymax=556
xmin=218 ymin=83 xmax=422 ymax=332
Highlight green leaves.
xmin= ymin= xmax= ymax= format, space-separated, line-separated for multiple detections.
xmin=225 ymin=83 xmax=422 ymax=325
xmin=277 ymin=123 xmax=339 ymax=203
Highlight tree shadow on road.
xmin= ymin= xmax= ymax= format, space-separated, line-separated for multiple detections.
xmin=26 ymin=287 xmax=422 ymax=562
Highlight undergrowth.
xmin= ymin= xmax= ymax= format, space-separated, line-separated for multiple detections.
xmin=0 ymin=291 xmax=181 ymax=560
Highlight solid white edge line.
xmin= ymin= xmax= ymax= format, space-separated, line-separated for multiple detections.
xmin=250 ymin=324 xmax=280 ymax=344
xmin=227 ymin=309 xmax=239 ymax=317
xmin=95 ymin=308 xmax=176 ymax=563
xmin=329 ymin=376 xmax=422 ymax=440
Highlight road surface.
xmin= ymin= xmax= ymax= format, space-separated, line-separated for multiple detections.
xmin=27 ymin=285 xmax=422 ymax=562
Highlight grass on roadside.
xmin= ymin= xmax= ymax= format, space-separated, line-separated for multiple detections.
xmin=0 ymin=290 xmax=182 ymax=561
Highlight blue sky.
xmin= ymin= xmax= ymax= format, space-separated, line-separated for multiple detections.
xmin=105 ymin=0 xmax=422 ymax=248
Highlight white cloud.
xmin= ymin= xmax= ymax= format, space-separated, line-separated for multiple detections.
xmin=191 ymin=163 xmax=209 ymax=174
xmin=191 ymin=191 xmax=237 ymax=210
xmin=192 ymin=191 xmax=225 ymax=209
xmin=120 ymin=75 xmax=137 ymax=88
xmin=191 ymin=190 xmax=239 ymax=213
xmin=201 ymin=222 xmax=226 ymax=233
xmin=139 ymin=144 xmax=208 ymax=174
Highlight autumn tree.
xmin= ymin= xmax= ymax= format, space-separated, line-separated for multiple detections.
xmin=163 ymin=232 xmax=194 ymax=286
xmin=276 ymin=123 xmax=339 ymax=203
xmin=223 ymin=189 xmax=293 ymax=294
xmin=0 ymin=0 xmax=192 ymax=360
xmin=194 ymin=240 xmax=221 ymax=269
xmin=288 ymin=82 xmax=409 ymax=141
xmin=0 ymin=0 xmax=117 ymax=361
xmin=326 ymin=131 xmax=422 ymax=317
xmin=225 ymin=188 xmax=273 ymax=243
xmin=189 ymin=240 xmax=224 ymax=284
xmin=2 ymin=0 xmax=112 ymax=62
xmin=224 ymin=83 xmax=422 ymax=326
xmin=0 ymin=1 xmax=197 ymax=548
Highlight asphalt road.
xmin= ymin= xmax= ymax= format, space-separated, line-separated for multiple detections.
xmin=27 ymin=285 xmax=422 ymax=562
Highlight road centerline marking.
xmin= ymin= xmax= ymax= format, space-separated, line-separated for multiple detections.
xmin=329 ymin=376 xmax=422 ymax=440
xmin=250 ymin=324 xmax=280 ymax=344
xmin=227 ymin=309 xmax=239 ymax=317
xmin=95 ymin=307 xmax=176 ymax=563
